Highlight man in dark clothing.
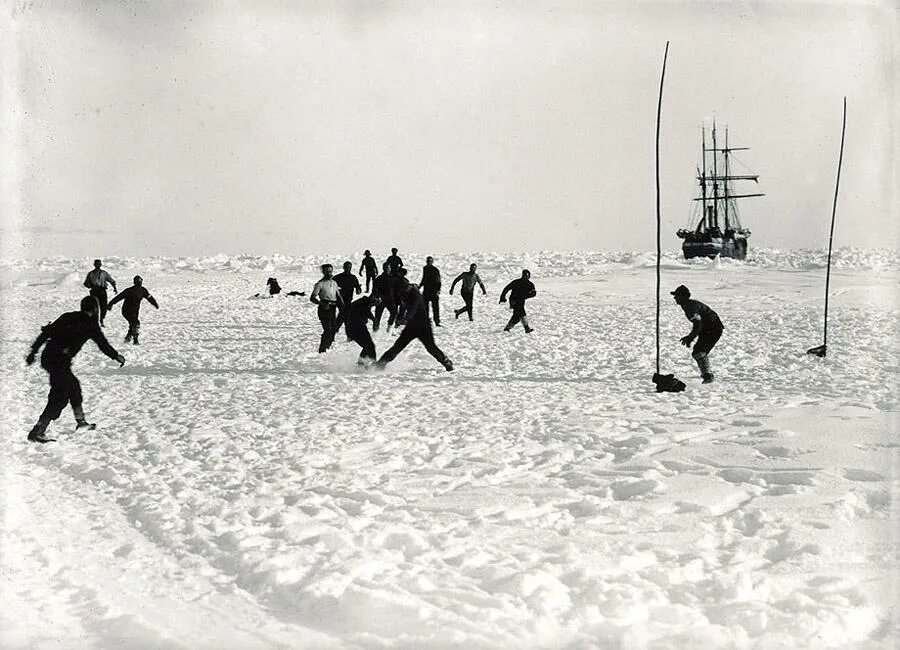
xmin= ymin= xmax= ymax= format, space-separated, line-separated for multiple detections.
xmin=345 ymin=295 xmax=379 ymax=364
xmin=24 ymin=296 xmax=125 ymax=443
xmin=107 ymin=275 xmax=159 ymax=345
xmin=499 ymin=269 xmax=536 ymax=333
xmin=310 ymin=264 xmax=345 ymax=353
xmin=372 ymin=262 xmax=395 ymax=332
xmin=334 ymin=261 xmax=362 ymax=335
xmin=83 ymin=259 xmax=117 ymax=326
xmin=418 ymin=256 xmax=442 ymax=327
xmin=672 ymin=285 xmax=724 ymax=384
xmin=376 ymin=285 xmax=453 ymax=371
xmin=385 ymin=247 xmax=404 ymax=273
xmin=358 ymin=250 xmax=379 ymax=293
xmin=393 ymin=268 xmax=411 ymax=327
xmin=450 ymin=263 xmax=487 ymax=321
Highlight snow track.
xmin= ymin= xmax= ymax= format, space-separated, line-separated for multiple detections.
xmin=1 ymin=253 xmax=897 ymax=648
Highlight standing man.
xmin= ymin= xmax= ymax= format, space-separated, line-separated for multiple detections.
xmin=310 ymin=264 xmax=345 ymax=353
xmin=385 ymin=247 xmax=404 ymax=273
xmin=672 ymin=285 xmax=724 ymax=384
xmin=418 ymin=256 xmax=442 ymax=326
xmin=334 ymin=260 xmax=362 ymax=335
xmin=450 ymin=263 xmax=487 ymax=321
xmin=358 ymin=250 xmax=379 ymax=293
xmin=375 ymin=285 xmax=453 ymax=372
xmin=24 ymin=296 xmax=125 ymax=443
xmin=83 ymin=259 xmax=117 ymax=326
xmin=499 ymin=269 xmax=536 ymax=333
xmin=345 ymin=295 xmax=379 ymax=365
xmin=107 ymin=275 xmax=160 ymax=345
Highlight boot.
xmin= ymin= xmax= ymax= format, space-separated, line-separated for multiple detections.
xmin=27 ymin=420 xmax=54 ymax=443
xmin=132 ymin=335 xmax=140 ymax=345
xmin=442 ymin=358 xmax=454 ymax=372
xmin=124 ymin=333 xmax=132 ymax=343
xmin=75 ymin=419 xmax=97 ymax=431
xmin=702 ymin=373 xmax=715 ymax=384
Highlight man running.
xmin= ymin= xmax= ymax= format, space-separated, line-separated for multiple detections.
xmin=345 ymin=295 xmax=379 ymax=365
xmin=375 ymin=285 xmax=453 ymax=372
xmin=334 ymin=261 xmax=362 ymax=335
xmin=450 ymin=263 xmax=487 ymax=321
xmin=499 ymin=269 xmax=536 ymax=333
xmin=83 ymin=259 xmax=117 ymax=326
xmin=372 ymin=262 xmax=395 ymax=332
xmin=418 ymin=256 xmax=442 ymax=327
xmin=310 ymin=264 xmax=345 ymax=353
xmin=107 ymin=275 xmax=160 ymax=345
xmin=24 ymin=296 xmax=125 ymax=443
xmin=672 ymin=285 xmax=724 ymax=384
xmin=385 ymin=247 xmax=404 ymax=273
xmin=358 ymin=250 xmax=379 ymax=293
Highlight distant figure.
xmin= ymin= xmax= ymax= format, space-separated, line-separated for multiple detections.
xmin=499 ymin=269 xmax=536 ymax=333
xmin=345 ymin=295 xmax=379 ymax=364
xmin=334 ymin=261 xmax=362 ymax=335
xmin=310 ymin=264 xmax=345 ymax=353
xmin=450 ymin=263 xmax=487 ymax=321
xmin=385 ymin=247 xmax=404 ymax=273
xmin=83 ymin=259 xmax=117 ymax=326
xmin=372 ymin=262 xmax=395 ymax=332
xmin=376 ymin=285 xmax=453 ymax=372
xmin=107 ymin=275 xmax=159 ymax=345
xmin=418 ymin=256 xmax=442 ymax=326
xmin=24 ymin=296 xmax=125 ymax=443
xmin=672 ymin=285 xmax=723 ymax=384
xmin=267 ymin=277 xmax=282 ymax=295
xmin=358 ymin=250 xmax=379 ymax=293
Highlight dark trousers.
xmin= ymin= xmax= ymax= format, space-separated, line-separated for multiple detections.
xmin=317 ymin=302 xmax=338 ymax=353
xmin=455 ymin=289 xmax=474 ymax=320
xmin=348 ymin=326 xmax=376 ymax=362
xmin=124 ymin=316 xmax=141 ymax=341
xmin=424 ymin=293 xmax=440 ymax=325
xmin=90 ymin=288 xmax=108 ymax=324
xmin=504 ymin=301 xmax=527 ymax=330
xmin=374 ymin=301 xmax=398 ymax=331
xmin=364 ymin=273 xmax=376 ymax=293
xmin=378 ymin=324 xmax=448 ymax=367
xmin=694 ymin=328 xmax=723 ymax=356
xmin=38 ymin=354 xmax=84 ymax=423
xmin=336 ymin=292 xmax=354 ymax=335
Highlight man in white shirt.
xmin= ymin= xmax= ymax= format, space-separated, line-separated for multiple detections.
xmin=83 ymin=259 xmax=117 ymax=326
xmin=310 ymin=264 xmax=345 ymax=353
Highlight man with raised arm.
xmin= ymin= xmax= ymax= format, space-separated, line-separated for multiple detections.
xmin=358 ymin=250 xmax=379 ymax=294
xmin=672 ymin=284 xmax=724 ymax=384
xmin=418 ymin=256 xmax=442 ymax=327
xmin=83 ymin=259 xmax=117 ymax=326
xmin=450 ymin=263 xmax=487 ymax=321
xmin=24 ymin=296 xmax=126 ymax=443
xmin=310 ymin=264 xmax=345 ymax=353
xmin=499 ymin=269 xmax=536 ymax=333
xmin=107 ymin=275 xmax=159 ymax=345
xmin=375 ymin=284 xmax=453 ymax=372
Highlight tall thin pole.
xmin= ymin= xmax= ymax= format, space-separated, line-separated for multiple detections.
xmin=822 ymin=97 xmax=847 ymax=348
xmin=655 ymin=41 xmax=669 ymax=375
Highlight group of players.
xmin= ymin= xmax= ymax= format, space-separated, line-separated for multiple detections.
xmin=22 ymin=249 xmax=722 ymax=443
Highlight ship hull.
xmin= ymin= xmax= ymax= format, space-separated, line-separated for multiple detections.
xmin=681 ymin=235 xmax=748 ymax=260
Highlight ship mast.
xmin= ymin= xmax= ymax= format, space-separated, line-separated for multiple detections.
xmin=700 ymin=127 xmax=708 ymax=231
xmin=710 ymin=122 xmax=719 ymax=230
xmin=723 ymin=128 xmax=730 ymax=231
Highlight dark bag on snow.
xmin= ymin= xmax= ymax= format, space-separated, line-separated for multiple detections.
xmin=653 ymin=373 xmax=686 ymax=393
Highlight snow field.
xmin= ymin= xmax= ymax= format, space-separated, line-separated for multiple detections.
xmin=1 ymin=252 xmax=898 ymax=648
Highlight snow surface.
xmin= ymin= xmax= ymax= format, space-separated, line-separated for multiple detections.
xmin=1 ymin=249 xmax=898 ymax=648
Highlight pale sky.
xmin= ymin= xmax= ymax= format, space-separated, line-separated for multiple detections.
xmin=2 ymin=1 xmax=897 ymax=259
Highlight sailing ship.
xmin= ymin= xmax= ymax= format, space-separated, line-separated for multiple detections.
xmin=676 ymin=123 xmax=764 ymax=260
